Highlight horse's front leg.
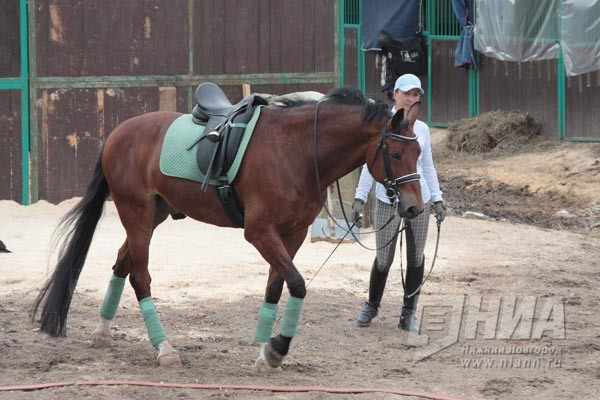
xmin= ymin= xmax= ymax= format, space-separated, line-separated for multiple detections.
xmin=247 ymin=228 xmax=307 ymax=371
xmin=254 ymin=267 xmax=285 ymax=372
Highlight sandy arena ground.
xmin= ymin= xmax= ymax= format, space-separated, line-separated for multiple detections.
xmin=0 ymin=130 xmax=599 ymax=400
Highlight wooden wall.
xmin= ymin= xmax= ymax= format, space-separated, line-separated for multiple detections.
xmin=0 ymin=91 xmax=22 ymax=203
xmin=0 ymin=0 xmax=21 ymax=76
xmin=0 ymin=0 xmax=22 ymax=202
xmin=430 ymin=40 xmax=469 ymax=124
xmin=479 ymin=56 xmax=559 ymax=136
xmin=30 ymin=0 xmax=336 ymax=203
xmin=566 ymin=70 xmax=600 ymax=139
xmin=35 ymin=0 xmax=189 ymax=77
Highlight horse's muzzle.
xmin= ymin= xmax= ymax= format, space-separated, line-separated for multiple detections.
xmin=397 ymin=193 xmax=424 ymax=220
xmin=400 ymin=204 xmax=423 ymax=219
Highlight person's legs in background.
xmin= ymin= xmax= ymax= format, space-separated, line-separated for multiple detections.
xmin=356 ymin=200 xmax=400 ymax=326
xmin=399 ymin=204 xmax=430 ymax=331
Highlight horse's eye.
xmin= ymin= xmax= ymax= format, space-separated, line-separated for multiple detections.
xmin=391 ymin=152 xmax=402 ymax=160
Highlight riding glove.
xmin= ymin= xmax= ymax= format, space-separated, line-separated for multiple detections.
xmin=434 ymin=201 xmax=446 ymax=223
xmin=352 ymin=199 xmax=365 ymax=228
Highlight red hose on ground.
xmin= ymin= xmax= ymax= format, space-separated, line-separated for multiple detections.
xmin=0 ymin=380 xmax=472 ymax=399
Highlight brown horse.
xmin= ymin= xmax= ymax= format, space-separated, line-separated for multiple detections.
xmin=32 ymin=87 xmax=423 ymax=370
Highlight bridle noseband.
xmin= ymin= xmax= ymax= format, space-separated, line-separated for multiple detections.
xmin=368 ymin=122 xmax=420 ymax=209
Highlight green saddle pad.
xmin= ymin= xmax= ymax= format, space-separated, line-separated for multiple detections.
xmin=159 ymin=106 xmax=262 ymax=184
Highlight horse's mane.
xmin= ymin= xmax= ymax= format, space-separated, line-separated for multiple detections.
xmin=272 ymin=87 xmax=389 ymax=122
xmin=324 ymin=87 xmax=389 ymax=122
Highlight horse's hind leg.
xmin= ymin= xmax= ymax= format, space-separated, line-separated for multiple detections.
xmin=93 ymin=200 xmax=180 ymax=365
xmin=117 ymin=201 xmax=181 ymax=366
xmin=92 ymin=241 xmax=132 ymax=347
xmin=92 ymin=201 xmax=171 ymax=347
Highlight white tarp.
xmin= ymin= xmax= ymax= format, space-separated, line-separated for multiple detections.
xmin=561 ymin=0 xmax=600 ymax=75
xmin=474 ymin=0 xmax=600 ymax=75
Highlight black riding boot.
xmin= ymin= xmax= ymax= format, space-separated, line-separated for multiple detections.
xmin=399 ymin=256 xmax=425 ymax=332
xmin=357 ymin=259 xmax=389 ymax=327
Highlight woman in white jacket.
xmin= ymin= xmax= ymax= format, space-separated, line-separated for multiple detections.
xmin=352 ymin=74 xmax=445 ymax=331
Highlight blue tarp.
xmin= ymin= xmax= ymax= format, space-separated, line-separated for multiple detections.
xmin=452 ymin=0 xmax=478 ymax=69
xmin=362 ymin=0 xmax=421 ymax=50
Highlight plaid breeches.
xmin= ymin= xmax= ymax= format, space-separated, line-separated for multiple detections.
xmin=374 ymin=199 xmax=430 ymax=272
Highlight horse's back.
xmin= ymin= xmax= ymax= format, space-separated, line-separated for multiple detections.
xmin=103 ymin=111 xmax=182 ymax=195
xmin=106 ymin=111 xmax=181 ymax=144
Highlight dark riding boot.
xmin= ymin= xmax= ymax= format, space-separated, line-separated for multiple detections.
xmin=399 ymin=257 xmax=425 ymax=332
xmin=357 ymin=259 xmax=389 ymax=327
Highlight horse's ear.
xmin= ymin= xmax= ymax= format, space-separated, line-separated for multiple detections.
xmin=406 ymin=102 xmax=422 ymax=125
xmin=389 ymin=108 xmax=404 ymax=131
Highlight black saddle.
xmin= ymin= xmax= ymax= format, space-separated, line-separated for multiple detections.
xmin=192 ymin=82 xmax=266 ymax=123
xmin=189 ymin=82 xmax=268 ymax=228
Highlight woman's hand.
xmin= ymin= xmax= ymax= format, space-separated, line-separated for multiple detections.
xmin=434 ymin=201 xmax=446 ymax=224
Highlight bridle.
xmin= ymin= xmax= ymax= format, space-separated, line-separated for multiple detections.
xmin=367 ymin=106 xmax=421 ymax=211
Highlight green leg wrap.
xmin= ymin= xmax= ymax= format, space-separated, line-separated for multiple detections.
xmin=280 ymin=296 xmax=304 ymax=338
xmin=139 ymin=297 xmax=168 ymax=348
xmin=254 ymin=302 xmax=279 ymax=343
xmin=99 ymin=274 xmax=126 ymax=320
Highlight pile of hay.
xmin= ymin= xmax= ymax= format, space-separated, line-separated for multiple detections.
xmin=446 ymin=111 xmax=541 ymax=154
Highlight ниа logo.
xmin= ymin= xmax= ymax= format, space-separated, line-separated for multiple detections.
xmin=407 ymin=295 xmax=565 ymax=362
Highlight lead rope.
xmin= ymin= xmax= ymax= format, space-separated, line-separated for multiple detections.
xmin=305 ymin=221 xmax=407 ymax=290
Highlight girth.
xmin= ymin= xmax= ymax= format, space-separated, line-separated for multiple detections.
xmin=190 ymin=82 xmax=268 ymax=228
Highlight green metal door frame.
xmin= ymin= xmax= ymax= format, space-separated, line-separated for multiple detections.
xmin=423 ymin=0 xmax=479 ymax=127
xmin=340 ymin=0 xmax=365 ymax=91
xmin=0 ymin=0 xmax=29 ymax=204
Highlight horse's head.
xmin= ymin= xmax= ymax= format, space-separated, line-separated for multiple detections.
xmin=366 ymin=102 xmax=424 ymax=219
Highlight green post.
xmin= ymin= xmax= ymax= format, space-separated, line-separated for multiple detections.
xmin=28 ymin=0 xmax=38 ymax=203
xmin=20 ymin=0 xmax=30 ymax=205
xmin=426 ymin=0 xmax=435 ymax=125
xmin=557 ymin=1 xmax=566 ymax=140
xmin=427 ymin=37 xmax=433 ymax=125
xmin=468 ymin=61 xmax=479 ymax=118
xmin=357 ymin=0 xmax=365 ymax=93
xmin=339 ymin=0 xmax=345 ymax=87
xmin=557 ymin=46 xmax=566 ymax=140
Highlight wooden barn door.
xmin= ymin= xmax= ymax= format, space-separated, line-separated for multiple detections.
xmin=27 ymin=0 xmax=340 ymax=204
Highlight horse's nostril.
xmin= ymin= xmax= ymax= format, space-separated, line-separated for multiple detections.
xmin=405 ymin=206 xmax=417 ymax=219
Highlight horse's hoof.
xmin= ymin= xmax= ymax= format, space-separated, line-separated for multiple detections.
xmin=157 ymin=341 xmax=182 ymax=367
xmin=91 ymin=332 xmax=112 ymax=347
xmin=255 ymin=342 xmax=283 ymax=372
xmin=255 ymin=357 xmax=282 ymax=373
xmin=265 ymin=341 xmax=285 ymax=368
xmin=158 ymin=352 xmax=182 ymax=367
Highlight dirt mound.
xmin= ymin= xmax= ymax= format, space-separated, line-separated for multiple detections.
xmin=432 ymin=128 xmax=600 ymax=235
xmin=447 ymin=111 xmax=541 ymax=154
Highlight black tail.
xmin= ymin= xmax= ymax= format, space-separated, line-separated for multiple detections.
xmin=31 ymin=152 xmax=110 ymax=336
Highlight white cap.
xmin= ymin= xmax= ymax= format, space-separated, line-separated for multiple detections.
xmin=394 ymin=74 xmax=424 ymax=94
